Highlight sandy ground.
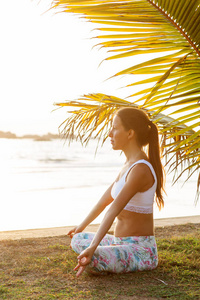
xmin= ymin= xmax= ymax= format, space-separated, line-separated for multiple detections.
xmin=0 ymin=215 xmax=199 ymax=240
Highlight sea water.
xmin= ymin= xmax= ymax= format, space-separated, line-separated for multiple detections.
xmin=0 ymin=138 xmax=199 ymax=231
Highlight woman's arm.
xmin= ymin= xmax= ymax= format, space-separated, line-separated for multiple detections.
xmin=67 ymin=183 xmax=114 ymax=237
xmin=75 ymin=164 xmax=153 ymax=276
xmin=89 ymin=164 xmax=151 ymax=248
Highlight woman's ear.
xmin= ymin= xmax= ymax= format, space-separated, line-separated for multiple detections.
xmin=128 ymin=129 xmax=135 ymax=139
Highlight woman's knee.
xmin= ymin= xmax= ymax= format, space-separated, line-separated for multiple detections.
xmin=70 ymin=232 xmax=95 ymax=253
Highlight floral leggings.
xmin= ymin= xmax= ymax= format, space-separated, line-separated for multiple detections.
xmin=71 ymin=232 xmax=158 ymax=274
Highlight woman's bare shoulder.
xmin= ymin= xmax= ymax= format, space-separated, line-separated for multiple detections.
xmin=127 ymin=163 xmax=154 ymax=190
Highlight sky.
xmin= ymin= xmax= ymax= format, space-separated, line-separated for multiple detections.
xmin=0 ymin=0 xmax=140 ymax=136
xmin=1 ymin=1 xmax=199 ymax=222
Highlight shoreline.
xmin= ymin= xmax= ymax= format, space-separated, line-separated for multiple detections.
xmin=0 ymin=215 xmax=199 ymax=240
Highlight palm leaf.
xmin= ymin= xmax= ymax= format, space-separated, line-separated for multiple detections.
xmin=55 ymin=92 xmax=195 ymax=152
xmin=52 ymin=0 xmax=200 ymax=193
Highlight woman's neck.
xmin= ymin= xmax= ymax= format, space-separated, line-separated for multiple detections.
xmin=123 ymin=143 xmax=147 ymax=164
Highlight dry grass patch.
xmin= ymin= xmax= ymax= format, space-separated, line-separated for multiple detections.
xmin=0 ymin=223 xmax=199 ymax=299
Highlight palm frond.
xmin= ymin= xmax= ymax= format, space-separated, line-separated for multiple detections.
xmin=55 ymin=92 xmax=194 ymax=145
xmin=52 ymin=0 xmax=200 ymax=192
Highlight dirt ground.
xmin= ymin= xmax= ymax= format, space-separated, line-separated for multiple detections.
xmin=0 ymin=215 xmax=199 ymax=241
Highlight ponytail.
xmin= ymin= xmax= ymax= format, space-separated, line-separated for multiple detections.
xmin=148 ymin=122 xmax=165 ymax=210
xmin=116 ymin=108 xmax=165 ymax=210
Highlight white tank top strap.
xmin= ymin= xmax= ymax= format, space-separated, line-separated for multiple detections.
xmin=125 ymin=159 xmax=157 ymax=185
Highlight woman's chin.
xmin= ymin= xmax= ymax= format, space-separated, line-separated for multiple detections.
xmin=111 ymin=144 xmax=119 ymax=150
xmin=111 ymin=143 xmax=115 ymax=149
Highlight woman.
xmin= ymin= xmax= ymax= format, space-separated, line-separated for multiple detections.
xmin=68 ymin=107 xmax=165 ymax=277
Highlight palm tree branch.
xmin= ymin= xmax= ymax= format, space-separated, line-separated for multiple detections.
xmin=146 ymin=0 xmax=200 ymax=57
xmin=51 ymin=0 xmax=200 ymax=194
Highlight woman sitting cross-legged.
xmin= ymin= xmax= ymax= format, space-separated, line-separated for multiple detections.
xmin=67 ymin=107 xmax=165 ymax=277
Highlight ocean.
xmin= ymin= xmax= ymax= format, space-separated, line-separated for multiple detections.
xmin=1 ymin=138 xmax=199 ymax=231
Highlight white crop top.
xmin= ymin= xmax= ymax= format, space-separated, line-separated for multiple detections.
xmin=111 ymin=159 xmax=157 ymax=214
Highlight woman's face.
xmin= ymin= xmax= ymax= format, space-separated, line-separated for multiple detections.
xmin=108 ymin=115 xmax=129 ymax=150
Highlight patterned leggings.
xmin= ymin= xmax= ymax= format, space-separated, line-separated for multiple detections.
xmin=71 ymin=232 xmax=158 ymax=274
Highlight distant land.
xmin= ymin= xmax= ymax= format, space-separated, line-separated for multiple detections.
xmin=0 ymin=130 xmax=61 ymax=141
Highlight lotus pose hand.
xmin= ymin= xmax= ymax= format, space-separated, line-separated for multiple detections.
xmin=67 ymin=226 xmax=83 ymax=239
xmin=74 ymin=247 xmax=94 ymax=277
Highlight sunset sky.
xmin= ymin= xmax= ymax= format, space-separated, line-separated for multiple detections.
xmin=1 ymin=0 xmax=133 ymax=136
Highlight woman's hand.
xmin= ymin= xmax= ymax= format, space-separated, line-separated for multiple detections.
xmin=74 ymin=247 xmax=95 ymax=277
xmin=67 ymin=226 xmax=83 ymax=238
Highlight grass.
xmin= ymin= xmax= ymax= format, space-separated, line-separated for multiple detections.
xmin=0 ymin=223 xmax=199 ymax=299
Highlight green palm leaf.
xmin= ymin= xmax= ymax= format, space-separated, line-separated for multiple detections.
xmin=52 ymin=0 xmax=200 ymax=195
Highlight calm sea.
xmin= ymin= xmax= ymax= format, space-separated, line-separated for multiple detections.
xmin=1 ymin=138 xmax=199 ymax=231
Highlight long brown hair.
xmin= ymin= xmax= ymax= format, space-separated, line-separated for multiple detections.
xmin=116 ymin=107 xmax=164 ymax=210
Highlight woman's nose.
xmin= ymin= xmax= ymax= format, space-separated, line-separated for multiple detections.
xmin=108 ymin=129 xmax=112 ymax=137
